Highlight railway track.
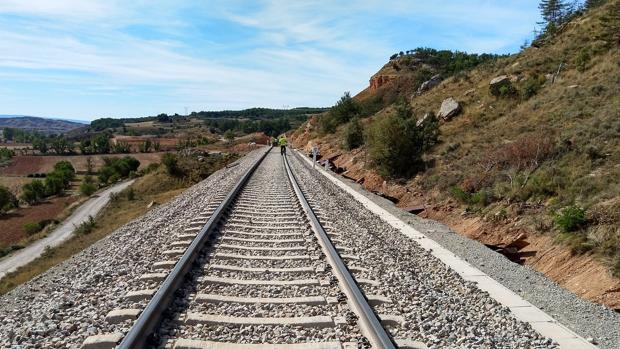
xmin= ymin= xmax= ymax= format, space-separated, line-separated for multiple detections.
xmin=91 ymin=148 xmax=424 ymax=349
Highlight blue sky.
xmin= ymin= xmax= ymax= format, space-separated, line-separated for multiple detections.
xmin=0 ymin=1 xmax=541 ymax=121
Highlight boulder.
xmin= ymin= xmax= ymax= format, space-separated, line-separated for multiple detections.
xmin=437 ymin=98 xmax=461 ymax=120
xmin=416 ymin=74 xmax=442 ymax=95
xmin=489 ymin=75 xmax=513 ymax=96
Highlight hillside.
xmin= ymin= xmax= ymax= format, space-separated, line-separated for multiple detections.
xmin=292 ymin=1 xmax=620 ymax=309
xmin=0 ymin=116 xmax=85 ymax=135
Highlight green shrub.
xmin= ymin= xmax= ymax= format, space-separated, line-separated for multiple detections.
xmin=471 ymin=190 xmax=493 ymax=206
xmin=224 ymin=130 xmax=235 ymax=142
xmin=575 ymin=48 xmax=591 ymax=72
xmin=555 ymin=205 xmax=587 ymax=233
xmin=342 ymin=117 xmax=364 ymax=150
xmin=329 ymin=92 xmax=361 ymax=125
xmin=162 ymin=153 xmax=180 ymax=176
xmin=44 ymin=173 xmax=66 ymax=196
xmin=0 ymin=147 xmax=15 ymax=162
xmin=23 ymin=222 xmax=42 ymax=236
xmin=451 ymin=186 xmax=493 ymax=206
xmin=23 ymin=219 xmax=54 ymax=236
xmin=490 ymin=79 xmax=516 ymax=97
xmin=53 ymin=161 xmax=75 ymax=180
xmin=75 ymin=216 xmax=96 ymax=235
xmin=451 ymin=186 xmax=472 ymax=204
xmin=366 ymin=101 xmax=423 ymax=178
xmin=418 ymin=112 xmax=440 ymax=151
xmin=20 ymin=179 xmax=46 ymax=204
xmin=498 ymin=85 xmax=516 ymax=97
xmin=126 ymin=187 xmax=135 ymax=201
xmin=0 ymin=185 xmax=17 ymax=214
xmin=79 ymin=176 xmax=97 ymax=196
xmin=98 ymin=156 xmax=140 ymax=184
xmin=521 ymin=75 xmax=545 ymax=99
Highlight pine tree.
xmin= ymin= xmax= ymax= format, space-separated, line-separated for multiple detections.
xmin=539 ymin=0 xmax=569 ymax=26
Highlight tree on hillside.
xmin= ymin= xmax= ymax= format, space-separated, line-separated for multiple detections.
xmin=539 ymin=0 xmax=570 ymax=26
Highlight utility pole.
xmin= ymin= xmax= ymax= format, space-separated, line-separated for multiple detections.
xmin=184 ymin=107 xmax=188 ymax=117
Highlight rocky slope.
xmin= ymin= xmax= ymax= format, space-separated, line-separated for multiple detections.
xmin=292 ymin=1 xmax=620 ymax=309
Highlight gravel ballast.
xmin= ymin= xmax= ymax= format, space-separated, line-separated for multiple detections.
xmin=0 ymin=149 xmax=266 ymax=349
xmin=158 ymin=152 xmax=363 ymax=346
xmin=289 ymin=150 xmax=620 ymax=349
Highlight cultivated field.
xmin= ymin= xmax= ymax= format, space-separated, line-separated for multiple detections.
xmin=0 ymin=153 xmax=164 ymax=176
xmin=0 ymin=195 xmax=78 ymax=246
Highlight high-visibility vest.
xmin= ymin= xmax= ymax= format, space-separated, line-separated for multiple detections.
xmin=278 ymin=137 xmax=287 ymax=146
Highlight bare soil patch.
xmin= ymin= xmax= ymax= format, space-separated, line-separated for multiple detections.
xmin=0 ymin=196 xmax=78 ymax=247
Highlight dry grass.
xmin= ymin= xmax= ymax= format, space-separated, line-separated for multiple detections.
xmin=0 ymin=176 xmax=32 ymax=195
xmin=0 ymin=169 xmax=187 ymax=295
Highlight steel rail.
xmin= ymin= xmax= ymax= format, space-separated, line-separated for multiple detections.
xmin=117 ymin=146 xmax=272 ymax=349
xmin=282 ymin=153 xmax=397 ymax=349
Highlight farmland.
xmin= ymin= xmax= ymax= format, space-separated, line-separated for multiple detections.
xmin=0 ymin=153 xmax=164 ymax=176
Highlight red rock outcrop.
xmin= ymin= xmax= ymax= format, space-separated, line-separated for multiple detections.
xmin=369 ymin=74 xmax=397 ymax=90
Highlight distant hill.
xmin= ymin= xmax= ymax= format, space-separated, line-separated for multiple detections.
xmin=0 ymin=115 xmax=86 ymax=135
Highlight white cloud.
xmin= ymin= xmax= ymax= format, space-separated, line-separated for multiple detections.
xmin=0 ymin=1 xmax=540 ymax=119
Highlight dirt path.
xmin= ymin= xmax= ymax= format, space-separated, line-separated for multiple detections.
xmin=0 ymin=180 xmax=135 ymax=279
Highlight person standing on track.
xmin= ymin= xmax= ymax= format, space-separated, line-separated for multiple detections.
xmin=278 ymin=135 xmax=287 ymax=155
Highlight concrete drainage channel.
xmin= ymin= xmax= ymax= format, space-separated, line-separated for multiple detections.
xmin=83 ymin=147 xmax=424 ymax=349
